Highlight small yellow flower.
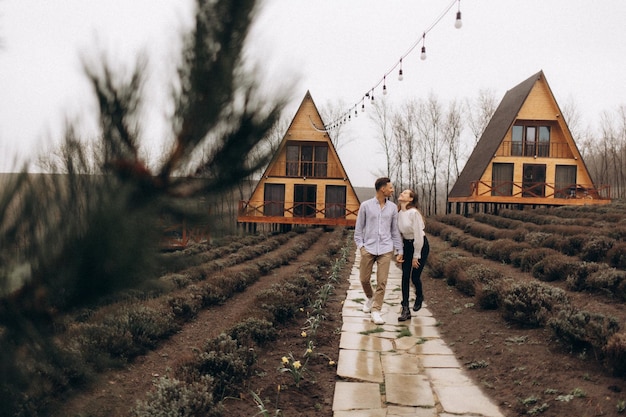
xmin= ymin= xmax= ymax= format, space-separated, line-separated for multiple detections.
xmin=301 ymin=331 xmax=307 ymax=337
xmin=328 ymin=360 xmax=336 ymax=366
xmin=281 ymin=356 xmax=289 ymax=364
xmin=306 ymin=348 xmax=313 ymax=355
xmin=299 ymin=307 xmax=304 ymax=312
xmin=293 ymin=360 xmax=302 ymax=369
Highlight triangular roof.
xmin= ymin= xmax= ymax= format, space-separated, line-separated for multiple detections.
xmin=257 ymin=90 xmax=352 ymax=180
xmin=448 ymin=70 xmax=585 ymax=198
xmin=250 ymin=90 xmax=360 ymax=203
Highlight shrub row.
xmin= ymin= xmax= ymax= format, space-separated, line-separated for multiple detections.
xmin=427 ymin=248 xmax=626 ymax=376
xmin=427 ymin=218 xmax=626 ymax=298
xmin=4 ymin=228 xmax=326 ymax=416
xmin=434 ymin=214 xmax=626 ymax=269
xmin=69 ymin=228 xmax=325 ymax=367
xmin=130 ymin=228 xmax=352 ymax=417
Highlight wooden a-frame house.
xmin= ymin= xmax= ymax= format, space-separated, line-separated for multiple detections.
xmin=447 ymin=71 xmax=611 ymax=215
xmin=237 ymin=91 xmax=361 ymax=230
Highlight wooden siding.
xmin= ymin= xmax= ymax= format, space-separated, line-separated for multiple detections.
xmin=237 ymin=91 xmax=361 ymax=227
xmin=448 ymin=71 xmax=610 ymax=209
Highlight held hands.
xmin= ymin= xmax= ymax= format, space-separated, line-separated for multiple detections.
xmin=395 ymin=254 xmax=419 ymax=268
xmin=394 ymin=254 xmax=403 ymax=269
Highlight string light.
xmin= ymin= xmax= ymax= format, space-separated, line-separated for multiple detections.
xmin=455 ymin=0 xmax=463 ymax=28
xmin=321 ymin=0 xmax=462 ymax=130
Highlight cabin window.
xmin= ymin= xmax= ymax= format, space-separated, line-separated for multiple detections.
xmin=555 ymin=165 xmax=577 ymax=198
xmin=286 ymin=143 xmax=328 ymax=178
xmin=325 ymin=185 xmax=346 ymax=218
xmin=491 ymin=163 xmax=513 ymax=196
xmin=263 ymin=183 xmax=285 ymax=216
xmin=511 ymin=126 xmax=523 ymax=156
xmin=511 ymin=124 xmax=551 ymax=157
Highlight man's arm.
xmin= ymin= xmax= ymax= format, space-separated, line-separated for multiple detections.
xmin=354 ymin=202 xmax=366 ymax=249
xmin=391 ymin=209 xmax=403 ymax=256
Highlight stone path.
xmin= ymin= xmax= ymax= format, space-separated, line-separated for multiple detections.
xmin=332 ymin=250 xmax=505 ymax=417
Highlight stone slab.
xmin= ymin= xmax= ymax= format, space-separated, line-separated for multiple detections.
xmin=386 ymin=405 xmax=438 ymax=416
xmin=381 ymin=352 xmax=420 ymax=374
xmin=340 ymin=332 xmax=395 ymax=352
xmin=332 ymin=381 xmax=382 ymax=411
xmin=421 ymin=354 xmax=461 ymax=369
xmin=337 ymin=349 xmax=383 ymax=382
xmin=434 ymin=385 xmax=504 ymax=417
xmin=385 ymin=374 xmax=435 ymax=407
xmin=408 ymin=338 xmax=456 ymax=356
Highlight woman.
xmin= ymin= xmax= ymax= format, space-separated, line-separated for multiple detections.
xmin=396 ymin=189 xmax=429 ymax=321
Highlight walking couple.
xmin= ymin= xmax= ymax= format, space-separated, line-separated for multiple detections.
xmin=354 ymin=177 xmax=430 ymax=325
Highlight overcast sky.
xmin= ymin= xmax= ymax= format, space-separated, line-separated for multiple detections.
xmin=1 ymin=0 xmax=625 ymax=187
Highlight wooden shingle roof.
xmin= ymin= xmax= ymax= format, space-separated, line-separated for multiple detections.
xmin=448 ymin=71 xmax=543 ymax=198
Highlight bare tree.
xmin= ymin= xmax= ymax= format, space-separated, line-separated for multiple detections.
xmin=320 ymin=99 xmax=352 ymax=151
xmin=443 ymin=99 xmax=463 ymax=201
xmin=465 ymin=88 xmax=497 ymax=145
xmin=391 ymin=100 xmax=411 ymax=192
xmin=368 ymin=96 xmax=395 ymax=179
xmin=560 ymin=95 xmax=583 ymax=144
xmin=415 ymin=93 xmax=446 ymax=215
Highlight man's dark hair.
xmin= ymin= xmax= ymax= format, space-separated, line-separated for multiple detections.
xmin=375 ymin=177 xmax=391 ymax=191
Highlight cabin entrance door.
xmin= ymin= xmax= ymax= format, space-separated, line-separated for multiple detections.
xmin=522 ymin=164 xmax=546 ymax=197
xmin=294 ymin=184 xmax=316 ymax=218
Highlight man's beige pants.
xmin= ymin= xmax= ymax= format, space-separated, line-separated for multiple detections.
xmin=359 ymin=248 xmax=393 ymax=312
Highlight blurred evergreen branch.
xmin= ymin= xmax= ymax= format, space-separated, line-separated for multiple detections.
xmin=0 ymin=0 xmax=288 ymax=415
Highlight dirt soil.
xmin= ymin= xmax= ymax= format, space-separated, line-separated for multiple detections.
xmin=53 ymin=229 xmax=626 ymax=417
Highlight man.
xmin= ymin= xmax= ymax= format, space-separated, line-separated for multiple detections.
xmin=354 ymin=177 xmax=403 ymax=324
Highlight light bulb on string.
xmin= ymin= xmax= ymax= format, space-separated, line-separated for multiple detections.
xmin=361 ymin=101 xmax=365 ymax=112
xmin=455 ymin=0 xmax=462 ymax=29
xmin=370 ymin=89 xmax=374 ymax=102
xmin=398 ymin=58 xmax=403 ymax=81
xmin=420 ymin=34 xmax=427 ymax=60
xmin=382 ymin=76 xmax=387 ymax=95
xmin=354 ymin=108 xmax=358 ymax=118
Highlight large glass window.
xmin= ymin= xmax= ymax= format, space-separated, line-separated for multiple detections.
xmin=325 ymin=185 xmax=346 ymax=218
xmin=511 ymin=124 xmax=551 ymax=157
xmin=511 ymin=126 xmax=523 ymax=156
xmin=537 ymin=126 xmax=550 ymax=157
xmin=524 ymin=127 xmax=536 ymax=157
xmin=263 ymin=184 xmax=285 ymax=216
xmin=555 ymin=165 xmax=577 ymax=198
xmin=285 ymin=143 xmax=328 ymax=178
xmin=491 ymin=163 xmax=514 ymax=196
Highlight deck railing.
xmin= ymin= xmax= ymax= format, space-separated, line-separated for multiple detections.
xmin=237 ymin=200 xmax=359 ymax=225
xmin=496 ymin=141 xmax=574 ymax=158
xmin=469 ymin=181 xmax=611 ymax=200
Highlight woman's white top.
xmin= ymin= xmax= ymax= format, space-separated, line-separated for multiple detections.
xmin=397 ymin=207 xmax=425 ymax=259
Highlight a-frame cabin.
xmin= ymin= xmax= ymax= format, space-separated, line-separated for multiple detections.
xmin=237 ymin=91 xmax=361 ymax=230
xmin=447 ymin=71 xmax=611 ymax=215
